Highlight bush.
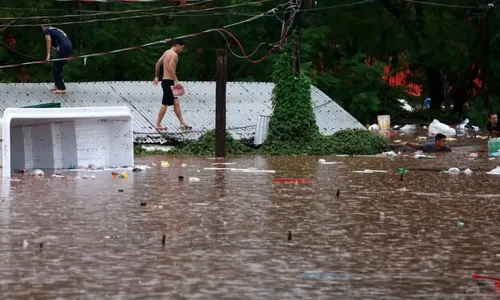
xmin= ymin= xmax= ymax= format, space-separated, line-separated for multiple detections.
xmin=168 ymin=130 xmax=254 ymax=156
xmin=320 ymin=129 xmax=389 ymax=155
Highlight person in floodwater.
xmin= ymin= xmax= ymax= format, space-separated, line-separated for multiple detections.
xmin=487 ymin=112 xmax=500 ymax=137
xmin=404 ymin=133 xmax=452 ymax=152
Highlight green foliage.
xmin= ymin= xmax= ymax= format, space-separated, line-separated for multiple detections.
xmin=168 ymin=130 xmax=253 ymax=156
xmin=329 ymin=53 xmax=386 ymax=124
xmin=264 ymin=43 xmax=320 ymax=146
xmin=318 ymin=129 xmax=389 ymax=156
xmin=134 ymin=145 xmax=169 ymax=156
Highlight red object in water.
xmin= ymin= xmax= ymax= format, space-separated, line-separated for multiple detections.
xmin=272 ymin=178 xmax=313 ymax=183
xmin=472 ymin=274 xmax=500 ymax=281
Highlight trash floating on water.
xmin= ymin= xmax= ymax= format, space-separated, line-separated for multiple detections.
xmin=133 ymin=165 xmax=150 ymax=171
xmin=204 ymin=167 xmax=232 ymax=171
xmin=446 ymin=167 xmax=460 ymax=174
xmin=487 ymin=166 xmax=500 ymax=175
xmin=456 ymin=221 xmax=464 ymax=227
xmin=140 ymin=202 xmax=147 ymax=207
xmin=397 ymin=168 xmax=409 ymax=174
xmin=318 ymin=159 xmax=344 ymax=164
xmin=188 ymin=177 xmax=200 ymax=182
xmin=288 ymin=231 xmax=292 ymax=241
xmin=181 ymin=163 xmax=188 ymax=168
xmin=273 ymin=178 xmax=313 ymax=183
xmin=77 ymin=175 xmax=96 ymax=180
xmin=30 ymin=169 xmax=44 ymax=176
xmin=23 ymin=240 xmax=29 ymax=248
xmin=51 ymin=174 xmax=65 ymax=178
xmin=161 ymin=235 xmax=166 ymax=246
xmin=111 ymin=171 xmax=128 ymax=179
xmin=464 ymin=169 xmax=473 ymax=175
xmin=469 ymin=153 xmax=478 ymax=158
xmin=241 ymin=169 xmax=275 ymax=173
xmin=178 ymin=176 xmax=184 ymax=181
xmin=414 ymin=154 xmax=436 ymax=159
xmin=160 ymin=161 xmax=170 ymax=167
xmin=212 ymin=162 xmax=237 ymax=165
xmin=336 ymin=189 xmax=340 ymax=197
xmin=352 ymin=170 xmax=389 ymax=174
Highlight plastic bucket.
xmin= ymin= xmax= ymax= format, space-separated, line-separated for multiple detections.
xmin=377 ymin=115 xmax=390 ymax=130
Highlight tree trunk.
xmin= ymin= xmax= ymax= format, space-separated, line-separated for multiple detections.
xmin=425 ymin=66 xmax=444 ymax=109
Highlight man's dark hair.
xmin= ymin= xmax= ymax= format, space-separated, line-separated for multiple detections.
xmin=435 ymin=133 xmax=446 ymax=141
xmin=488 ymin=112 xmax=497 ymax=118
xmin=172 ymin=39 xmax=185 ymax=46
xmin=41 ymin=18 xmax=51 ymax=26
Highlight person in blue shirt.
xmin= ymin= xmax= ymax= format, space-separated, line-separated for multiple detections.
xmin=404 ymin=133 xmax=452 ymax=153
xmin=41 ymin=19 xmax=73 ymax=94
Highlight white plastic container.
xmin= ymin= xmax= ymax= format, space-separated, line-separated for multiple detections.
xmin=377 ymin=115 xmax=390 ymax=130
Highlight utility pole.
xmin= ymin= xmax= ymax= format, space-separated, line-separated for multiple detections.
xmin=293 ymin=0 xmax=304 ymax=75
xmin=215 ymin=49 xmax=227 ymax=157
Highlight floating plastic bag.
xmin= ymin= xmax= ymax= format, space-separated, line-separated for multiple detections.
xmin=457 ymin=118 xmax=480 ymax=132
xmin=368 ymin=124 xmax=379 ymax=131
xmin=400 ymin=124 xmax=416 ymax=134
xmin=428 ymin=119 xmax=456 ymax=136
xmin=487 ymin=166 xmax=500 ymax=175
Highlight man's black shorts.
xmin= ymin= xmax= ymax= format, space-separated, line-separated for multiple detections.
xmin=161 ymin=79 xmax=177 ymax=106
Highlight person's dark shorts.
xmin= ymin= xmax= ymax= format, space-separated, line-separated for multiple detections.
xmin=161 ymin=79 xmax=177 ymax=106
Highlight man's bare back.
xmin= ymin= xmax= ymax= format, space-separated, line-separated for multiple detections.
xmin=162 ymin=49 xmax=179 ymax=82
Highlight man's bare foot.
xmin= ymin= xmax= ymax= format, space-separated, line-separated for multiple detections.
xmin=50 ymin=87 xmax=57 ymax=91
xmin=52 ymin=89 xmax=66 ymax=94
xmin=180 ymin=123 xmax=192 ymax=130
xmin=155 ymin=126 xmax=167 ymax=131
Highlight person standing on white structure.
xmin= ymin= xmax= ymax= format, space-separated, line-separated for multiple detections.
xmin=153 ymin=39 xmax=191 ymax=131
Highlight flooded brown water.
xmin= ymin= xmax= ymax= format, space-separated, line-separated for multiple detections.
xmin=1 ymin=141 xmax=500 ymax=299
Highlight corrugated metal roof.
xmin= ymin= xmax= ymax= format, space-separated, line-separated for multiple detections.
xmin=0 ymin=81 xmax=365 ymax=144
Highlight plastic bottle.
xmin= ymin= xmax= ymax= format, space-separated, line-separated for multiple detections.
xmin=489 ymin=138 xmax=500 ymax=156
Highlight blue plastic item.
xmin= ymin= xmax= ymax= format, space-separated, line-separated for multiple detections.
xmin=424 ymin=98 xmax=431 ymax=108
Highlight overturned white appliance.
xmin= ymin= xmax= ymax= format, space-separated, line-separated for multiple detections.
xmin=2 ymin=106 xmax=134 ymax=178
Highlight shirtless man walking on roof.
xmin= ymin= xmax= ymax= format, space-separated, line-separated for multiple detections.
xmin=153 ymin=39 xmax=191 ymax=131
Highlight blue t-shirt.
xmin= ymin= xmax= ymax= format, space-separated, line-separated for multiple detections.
xmin=419 ymin=142 xmax=452 ymax=152
xmin=44 ymin=27 xmax=72 ymax=49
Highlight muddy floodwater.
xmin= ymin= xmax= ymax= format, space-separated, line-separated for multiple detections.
xmin=1 ymin=141 xmax=500 ymax=299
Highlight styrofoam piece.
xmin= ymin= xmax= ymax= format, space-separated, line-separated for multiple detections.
xmin=229 ymin=168 xmax=275 ymax=173
xmin=212 ymin=162 xmax=237 ymax=165
xmin=352 ymin=170 xmax=389 ymax=174
xmin=241 ymin=169 xmax=276 ymax=173
xmin=2 ymin=106 xmax=134 ymax=178
xmin=203 ymin=167 xmax=233 ymax=170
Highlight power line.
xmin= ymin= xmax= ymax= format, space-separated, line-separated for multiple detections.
xmin=0 ymin=0 xmax=212 ymax=20
xmin=401 ymin=0 xmax=487 ymax=9
xmin=5 ymin=0 xmax=275 ymax=27
xmin=0 ymin=1 xmax=292 ymax=69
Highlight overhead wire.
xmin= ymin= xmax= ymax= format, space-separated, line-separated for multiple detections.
xmin=213 ymin=0 xmax=298 ymax=63
xmin=401 ymin=0 xmax=489 ymax=9
xmin=0 ymin=1 xmax=293 ymax=69
xmin=0 ymin=0 xmax=213 ymax=20
xmin=5 ymin=0 xmax=276 ymax=27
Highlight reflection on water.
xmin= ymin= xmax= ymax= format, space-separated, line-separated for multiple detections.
xmin=1 ymin=146 xmax=500 ymax=299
